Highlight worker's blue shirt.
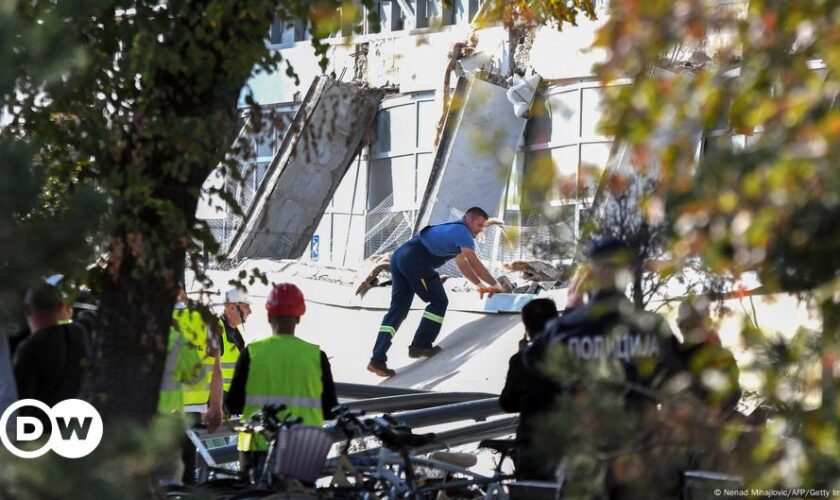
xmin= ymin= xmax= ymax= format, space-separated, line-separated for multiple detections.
xmin=418 ymin=221 xmax=476 ymax=258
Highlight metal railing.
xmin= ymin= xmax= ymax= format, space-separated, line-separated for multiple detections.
xmin=207 ymin=391 xmax=510 ymax=465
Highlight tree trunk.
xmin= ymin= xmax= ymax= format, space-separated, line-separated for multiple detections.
xmin=82 ymin=236 xmax=185 ymax=423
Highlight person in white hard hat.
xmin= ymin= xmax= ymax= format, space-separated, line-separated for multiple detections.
xmin=218 ymin=288 xmax=251 ymax=393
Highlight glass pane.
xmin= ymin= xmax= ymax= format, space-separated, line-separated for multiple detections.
xmin=416 ymin=153 xmax=434 ymax=203
xmin=551 ymin=145 xmax=579 ymax=201
xmin=417 ymin=99 xmax=437 ymax=150
xmin=371 ymin=103 xmax=417 ymax=155
xmin=545 ymin=90 xmax=580 ymax=143
xmin=580 ymin=142 xmax=611 ymax=197
xmin=371 ymin=109 xmax=392 ymax=155
xmin=368 ymin=159 xmax=393 ymax=210
xmin=390 ymin=155 xmax=416 ymax=211
xmin=581 ymin=87 xmax=604 ymax=138
xmin=525 ymin=95 xmax=551 ymax=146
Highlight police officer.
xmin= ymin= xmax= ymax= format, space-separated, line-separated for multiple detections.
xmin=368 ymin=207 xmax=505 ymax=377
xmin=518 ymin=237 xmax=681 ymax=485
xmin=225 ymin=282 xmax=338 ymax=473
xmin=218 ymin=288 xmax=251 ymax=393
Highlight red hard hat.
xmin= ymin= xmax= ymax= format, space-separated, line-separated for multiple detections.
xmin=266 ymin=283 xmax=306 ymax=317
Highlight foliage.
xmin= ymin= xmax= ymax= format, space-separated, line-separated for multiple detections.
xmin=517 ymin=0 xmax=840 ymax=493
xmin=0 ymin=0 xmax=107 ymax=331
xmin=0 ymin=416 xmax=183 ymax=499
xmin=0 ymin=0 xmax=383 ymax=421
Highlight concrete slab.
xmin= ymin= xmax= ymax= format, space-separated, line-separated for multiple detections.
xmin=415 ymin=75 xmax=534 ymax=231
xmin=227 ymin=77 xmax=383 ymax=261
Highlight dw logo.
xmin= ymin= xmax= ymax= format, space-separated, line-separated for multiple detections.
xmin=0 ymin=399 xmax=104 ymax=459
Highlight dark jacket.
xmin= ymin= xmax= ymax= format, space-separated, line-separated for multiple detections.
xmin=514 ymin=291 xmax=681 ymax=480
xmin=499 ymin=350 xmax=526 ymax=413
xmin=13 ymin=323 xmax=89 ymax=410
xmin=670 ymin=337 xmax=741 ymax=414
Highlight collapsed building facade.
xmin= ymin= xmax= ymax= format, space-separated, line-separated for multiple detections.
xmin=197 ymin=1 xmax=623 ymax=281
xmin=186 ymin=2 xmax=824 ymax=475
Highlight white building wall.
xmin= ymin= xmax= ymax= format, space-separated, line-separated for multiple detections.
xmin=225 ymin=3 xmax=616 ymax=267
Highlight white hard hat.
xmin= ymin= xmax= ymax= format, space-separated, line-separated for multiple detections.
xmin=225 ymin=288 xmax=251 ymax=304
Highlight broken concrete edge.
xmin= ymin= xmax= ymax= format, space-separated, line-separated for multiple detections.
xmin=226 ymin=75 xmax=329 ymax=260
xmin=207 ymin=259 xmax=566 ymax=314
xmin=230 ymin=79 xmax=385 ymax=261
xmin=414 ymin=75 xmax=470 ymax=234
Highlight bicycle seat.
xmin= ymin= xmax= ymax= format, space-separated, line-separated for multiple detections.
xmin=429 ymin=451 xmax=477 ymax=469
xmin=377 ymin=425 xmax=436 ymax=449
xmin=479 ymin=439 xmax=517 ymax=455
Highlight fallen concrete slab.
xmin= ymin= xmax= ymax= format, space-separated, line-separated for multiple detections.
xmin=227 ymin=76 xmax=383 ymax=261
xmin=415 ymin=74 xmax=538 ymax=231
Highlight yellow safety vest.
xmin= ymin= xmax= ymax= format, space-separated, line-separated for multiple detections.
xmin=157 ymin=328 xmax=204 ymax=415
xmin=173 ymin=308 xmax=214 ymax=407
xmin=218 ymin=317 xmax=241 ymax=392
xmin=238 ymin=335 xmax=323 ymax=451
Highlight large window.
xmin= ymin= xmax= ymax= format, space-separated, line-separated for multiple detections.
xmin=523 ymin=80 xmax=612 ymax=240
xmin=365 ymin=92 xmax=437 ymax=257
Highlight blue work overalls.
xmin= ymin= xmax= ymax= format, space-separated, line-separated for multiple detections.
xmin=370 ymin=222 xmax=465 ymax=363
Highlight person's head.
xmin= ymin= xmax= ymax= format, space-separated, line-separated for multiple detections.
xmin=57 ymin=297 xmax=74 ymax=322
xmin=521 ymin=298 xmax=558 ymax=340
xmin=463 ymin=206 xmax=489 ymax=237
xmin=224 ymin=287 xmax=252 ymax=327
xmin=23 ymin=283 xmax=63 ymax=332
xmin=677 ymin=295 xmax=717 ymax=345
xmin=44 ymin=273 xmax=73 ymax=322
xmin=585 ymin=237 xmax=634 ymax=294
xmin=266 ymin=283 xmax=306 ymax=335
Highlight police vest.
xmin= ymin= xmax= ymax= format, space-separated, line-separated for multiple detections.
xmin=238 ymin=335 xmax=323 ymax=452
xmin=172 ymin=308 xmax=214 ymax=407
xmin=218 ymin=317 xmax=241 ymax=392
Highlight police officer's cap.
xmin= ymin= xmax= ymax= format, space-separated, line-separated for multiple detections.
xmin=585 ymin=237 xmax=631 ymax=262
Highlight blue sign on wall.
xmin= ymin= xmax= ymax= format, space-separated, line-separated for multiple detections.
xmin=310 ymin=235 xmax=320 ymax=261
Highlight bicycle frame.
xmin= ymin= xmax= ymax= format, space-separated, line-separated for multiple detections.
xmin=360 ymin=445 xmax=509 ymax=499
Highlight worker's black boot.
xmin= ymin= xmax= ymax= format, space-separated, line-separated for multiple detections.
xmin=367 ymin=360 xmax=396 ymax=377
xmin=408 ymin=345 xmax=443 ymax=359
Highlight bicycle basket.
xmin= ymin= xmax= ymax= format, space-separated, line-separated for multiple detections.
xmin=272 ymin=426 xmax=333 ymax=483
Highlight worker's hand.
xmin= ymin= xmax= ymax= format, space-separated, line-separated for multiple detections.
xmin=478 ymin=286 xmax=506 ymax=299
xmin=566 ymin=266 xmax=590 ymax=309
xmin=204 ymin=407 xmax=223 ymax=434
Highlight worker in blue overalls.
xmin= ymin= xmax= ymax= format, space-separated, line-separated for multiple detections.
xmin=367 ymin=207 xmax=506 ymax=377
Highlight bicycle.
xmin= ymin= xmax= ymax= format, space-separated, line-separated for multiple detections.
xmin=323 ymin=407 xmax=515 ymax=499
xmin=165 ymin=404 xmax=330 ymax=500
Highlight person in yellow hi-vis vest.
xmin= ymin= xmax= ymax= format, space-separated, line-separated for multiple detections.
xmin=157 ymin=325 xmax=205 ymax=415
xmin=172 ymin=284 xmax=223 ymax=484
xmin=225 ymin=283 xmax=338 ymax=473
xmin=218 ymin=288 xmax=251 ymax=393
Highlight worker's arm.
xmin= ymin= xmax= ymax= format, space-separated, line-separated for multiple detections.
xmin=460 ymin=248 xmax=501 ymax=288
xmin=320 ymin=351 xmax=339 ymax=420
xmin=454 ymin=253 xmax=482 ymax=286
xmin=224 ymin=348 xmax=250 ymax=415
xmin=204 ymin=351 xmax=223 ymax=432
